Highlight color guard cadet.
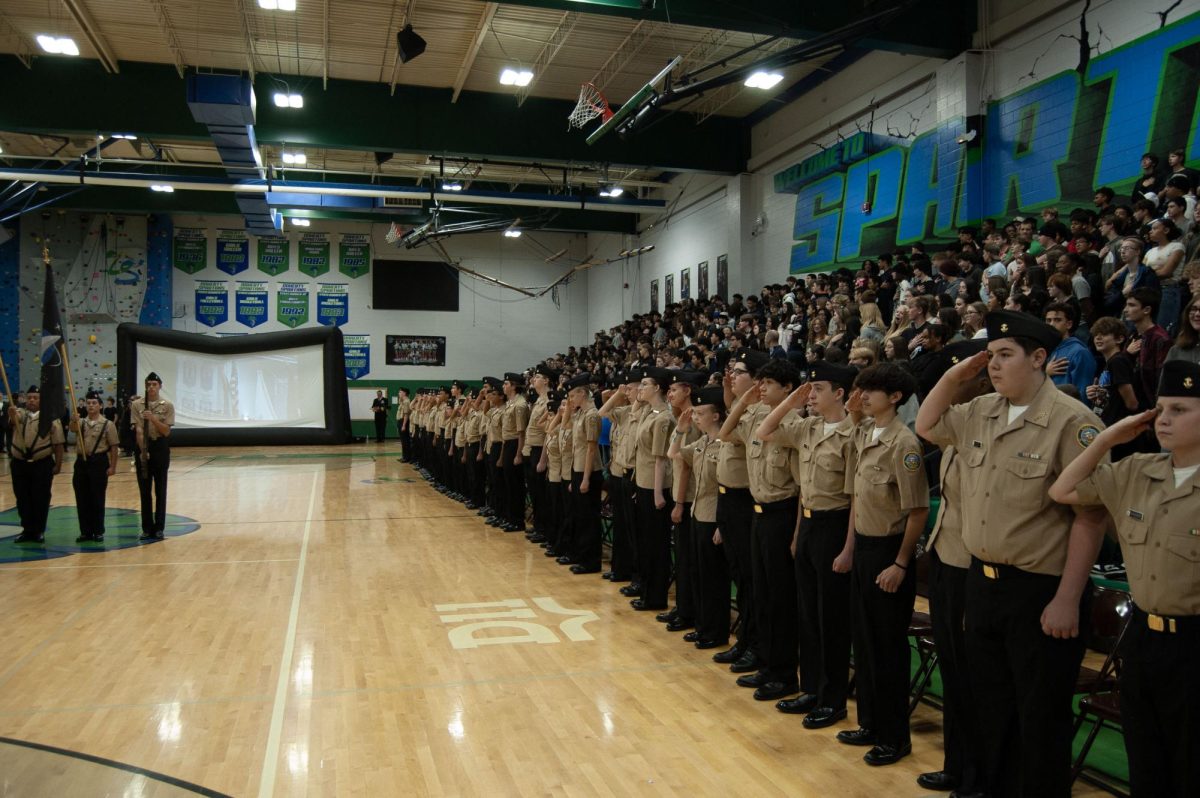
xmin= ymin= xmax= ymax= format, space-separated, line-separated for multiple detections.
xmin=7 ymin=385 xmax=64 ymax=543
xmin=130 ymin=372 xmax=175 ymax=541
xmin=1051 ymin=360 xmax=1200 ymax=798
xmin=524 ymin=365 xmax=556 ymax=542
xmin=564 ymin=372 xmax=603 ymax=573
xmin=500 ymin=372 xmax=530 ymax=532
xmin=630 ymin=367 xmax=676 ymax=611
xmin=755 ymin=361 xmax=859 ymax=728
xmin=917 ymin=310 xmax=1109 ymax=797
xmin=70 ymin=391 xmax=119 ymax=542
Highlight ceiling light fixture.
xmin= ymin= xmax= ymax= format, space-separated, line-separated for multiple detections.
xmin=258 ymin=0 xmax=296 ymax=10
xmin=291 ymin=217 xmax=310 ymax=227
xmin=744 ymin=71 xmax=784 ymax=90
xmin=599 ymin=185 xmax=624 ymax=198
xmin=499 ymin=68 xmax=534 ymax=87
xmin=441 ymin=181 xmax=463 ymax=192
xmin=110 ymin=133 xmax=138 ymax=140
xmin=504 ymin=229 xmax=522 ymax=238
xmin=150 ymin=184 xmax=174 ymax=193
xmin=281 ymin=151 xmax=307 ymax=165
xmin=36 ymin=35 xmax=79 ymax=56
xmin=273 ymin=92 xmax=303 ymax=108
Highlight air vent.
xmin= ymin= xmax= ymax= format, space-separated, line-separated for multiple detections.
xmin=383 ymin=196 xmax=422 ymax=208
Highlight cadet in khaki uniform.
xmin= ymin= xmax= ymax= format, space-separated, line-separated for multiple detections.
xmin=597 ymin=372 xmax=631 ymax=582
xmin=524 ymin=365 xmax=556 ymax=542
xmin=481 ymin=379 xmax=506 ymax=524
xmin=464 ymin=392 xmax=486 ymax=509
xmin=545 ymin=396 xmax=574 ymax=558
xmin=917 ymin=311 xmax=1108 ymax=797
xmin=450 ymin=387 xmax=470 ymax=501
xmin=70 ymin=391 xmax=119 ymax=542
xmin=1051 ymin=360 xmax=1200 ymax=798
xmin=601 ymin=369 xmax=645 ymax=590
xmin=671 ymin=385 xmax=730 ymax=649
xmin=8 ymin=385 xmax=65 ymax=543
xmin=836 ymin=363 xmax=928 ymax=767
xmin=663 ymin=370 xmax=703 ymax=632
xmin=562 ymin=373 xmax=603 ymax=573
xmin=713 ymin=350 xmax=768 ymax=673
xmin=130 ymin=372 xmax=175 ymax=541
xmin=631 ymin=367 xmax=676 ymax=611
xmin=756 ymin=361 xmax=859 ymax=727
xmin=719 ymin=357 xmax=803 ymax=702
xmin=396 ymin=388 xmax=412 ymax=462
xmin=500 ymin=372 xmax=530 ymax=533
xmin=537 ymin=390 xmax=565 ymax=552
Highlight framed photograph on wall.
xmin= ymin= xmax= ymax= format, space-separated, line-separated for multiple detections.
xmin=650 ymin=278 xmax=659 ymax=313
xmin=698 ymin=261 xmax=709 ymax=300
xmin=716 ymin=254 xmax=729 ymax=300
xmin=665 ymin=272 xmax=674 ymax=304
xmin=680 ymin=267 xmax=691 ymax=300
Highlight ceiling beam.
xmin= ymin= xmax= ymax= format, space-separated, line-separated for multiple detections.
xmin=60 ymin=0 xmax=119 ymax=73
xmin=146 ymin=0 xmax=186 ymax=79
xmin=0 ymin=11 xmax=32 ymax=69
xmin=588 ymin=20 xmax=652 ymax=92
xmin=692 ymin=37 xmax=796 ymax=124
xmin=234 ymin=0 xmax=259 ymax=81
xmin=515 ymin=10 xmax=580 ymax=107
xmin=451 ymin=2 xmax=498 ymax=103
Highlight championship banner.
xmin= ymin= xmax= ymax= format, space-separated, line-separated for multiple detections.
xmin=343 ymin=334 xmax=370 ymax=379
xmin=173 ymin=228 xmax=207 ymax=274
xmin=257 ymin=236 xmax=290 ymax=276
xmin=339 ymin=233 xmax=370 ymax=279
xmin=216 ymin=229 xmax=250 ymax=275
xmin=235 ymin=280 xmax=269 ymax=328
xmin=299 ymin=232 xmax=331 ymax=278
xmin=386 ymin=334 xmax=446 ymax=367
xmin=195 ymin=280 xmax=229 ymax=327
xmin=317 ymin=283 xmax=349 ymax=327
xmin=276 ymin=282 xmax=310 ymax=328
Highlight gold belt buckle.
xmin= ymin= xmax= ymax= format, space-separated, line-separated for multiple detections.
xmin=803 ymin=507 xmax=812 ymax=518
xmin=1147 ymin=613 xmax=1176 ymax=633
xmin=718 ymin=486 xmax=726 ymax=494
xmin=754 ymin=504 xmax=763 ymax=514
xmin=982 ymin=564 xmax=999 ymax=579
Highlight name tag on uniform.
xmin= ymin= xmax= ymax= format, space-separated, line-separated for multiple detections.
xmin=751 ymin=440 xmax=762 ymax=447
xmin=1016 ymin=451 xmax=1042 ymax=460
xmin=1127 ymin=509 xmax=1144 ymax=521
xmin=971 ymin=440 xmax=983 ymax=448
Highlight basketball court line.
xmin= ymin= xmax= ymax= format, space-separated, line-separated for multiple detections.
xmin=0 ymin=557 xmax=302 ymax=572
xmin=0 ymin=692 xmax=272 ymax=719
xmin=256 ymin=472 xmax=318 ymax=798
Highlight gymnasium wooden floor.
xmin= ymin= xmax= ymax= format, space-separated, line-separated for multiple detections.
xmin=0 ymin=445 xmax=1111 ymax=797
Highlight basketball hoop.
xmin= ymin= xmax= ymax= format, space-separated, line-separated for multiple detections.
xmin=568 ymin=83 xmax=613 ymax=130
xmin=385 ymin=221 xmax=404 ymax=245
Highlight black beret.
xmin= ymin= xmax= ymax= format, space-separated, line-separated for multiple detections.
xmin=917 ymin=339 xmax=989 ymax=398
xmin=482 ymin=376 xmax=502 ymax=391
xmin=85 ymin=391 xmax=102 ymax=401
xmin=607 ymin=372 xmax=625 ymax=389
xmin=503 ymin=372 xmax=525 ymax=386
xmin=624 ymin=367 xmax=645 ymax=384
xmin=451 ymin=380 xmax=467 ymax=390
xmin=26 ymin=385 xmax=39 ymax=394
xmin=564 ymin=372 xmax=593 ymax=390
xmin=1158 ymin=360 xmax=1200 ymax=398
xmin=736 ymin=349 xmax=770 ymax=371
xmin=642 ymin=366 xmax=673 ymax=387
xmin=535 ymin=363 xmax=560 ymax=381
xmin=439 ymin=385 xmax=452 ymax=394
xmin=144 ymin=372 xmax=162 ymax=384
xmin=714 ymin=349 xmax=734 ymax=372
xmin=666 ymin=369 xmax=702 ymax=388
xmin=691 ymin=385 xmax=726 ymax=414
xmin=984 ymin=310 xmax=1060 ymax=353
xmin=805 ymin=361 xmax=858 ymax=393
xmin=547 ymin=390 xmax=565 ymax=412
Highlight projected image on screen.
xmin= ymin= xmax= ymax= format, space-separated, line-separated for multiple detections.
xmin=137 ymin=343 xmax=326 ymax=428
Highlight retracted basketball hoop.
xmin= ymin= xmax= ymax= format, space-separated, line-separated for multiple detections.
xmin=567 ymin=83 xmax=613 ymax=130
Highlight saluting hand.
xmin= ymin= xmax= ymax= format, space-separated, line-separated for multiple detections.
xmin=845 ymin=388 xmax=864 ymax=417
xmin=677 ymin=407 xmax=693 ymax=431
xmin=785 ymin=383 xmax=813 ymax=410
xmin=1098 ymin=408 xmax=1158 ymax=446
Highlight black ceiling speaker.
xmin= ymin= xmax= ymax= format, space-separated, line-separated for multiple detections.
xmin=396 ymin=24 xmax=427 ymax=64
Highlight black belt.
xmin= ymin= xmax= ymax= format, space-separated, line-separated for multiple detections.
xmin=970 ymin=557 xmax=1045 ymax=580
xmin=717 ymin=483 xmax=750 ymax=495
xmin=753 ymin=497 xmax=795 ymax=514
xmin=1132 ymin=605 xmax=1200 ymax=634
xmin=801 ymin=505 xmax=850 ymax=519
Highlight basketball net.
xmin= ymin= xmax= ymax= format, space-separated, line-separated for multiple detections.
xmin=385 ymin=221 xmax=404 ymax=245
xmin=567 ymin=83 xmax=613 ymax=130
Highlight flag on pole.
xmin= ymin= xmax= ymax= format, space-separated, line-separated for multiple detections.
xmin=38 ymin=261 xmax=66 ymax=439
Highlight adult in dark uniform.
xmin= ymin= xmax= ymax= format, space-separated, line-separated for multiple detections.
xmin=70 ymin=391 xmax=119 ymax=542
xmin=918 ymin=311 xmax=1109 ymax=797
xmin=130 ymin=372 xmax=176 ymax=541
xmin=1051 ymin=360 xmax=1200 ymax=798
xmin=7 ymin=386 xmax=65 ymax=543
xmin=371 ymin=389 xmax=388 ymax=442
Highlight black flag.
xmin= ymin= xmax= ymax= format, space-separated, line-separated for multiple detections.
xmin=37 ymin=261 xmax=66 ymax=439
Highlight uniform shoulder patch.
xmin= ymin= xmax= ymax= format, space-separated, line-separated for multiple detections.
xmin=902 ymin=451 xmax=922 ymax=472
xmin=1077 ymin=424 xmax=1100 ymax=449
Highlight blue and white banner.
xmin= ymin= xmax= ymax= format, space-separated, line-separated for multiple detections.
xmin=195 ymin=280 xmax=229 ymax=327
xmin=343 ymin=334 xmax=370 ymax=380
xmin=235 ymin=280 xmax=269 ymax=328
xmin=216 ymin=229 xmax=250 ymax=275
xmin=317 ymin=283 xmax=349 ymax=327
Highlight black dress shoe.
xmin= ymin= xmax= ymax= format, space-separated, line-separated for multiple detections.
xmin=601 ymin=571 xmax=614 ymax=580
xmin=836 ymin=727 xmax=877 ymax=747
xmin=619 ymin=584 xmax=642 ymax=597
xmin=864 ymin=743 xmax=911 ymax=766
xmin=570 ymin=564 xmax=600 ymax=574
xmin=775 ymin=693 xmax=819 ymax=715
xmin=665 ymin=617 xmax=694 ymax=632
xmin=655 ymin=609 xmax=678 ymax=623
xmin=695 ymin=638 xmax=727 ymax=650
xmin=682 ymin=631 xmax=700 ymax=643
xmin=556 ymin=555 xmax=575 ymax=565
xmin=630 ymin=599 xmax=667 ymax=611
xmin=139 ymin=532 xmax=157 ymax=541
xmin=75 ymin=533 xmax=93 ymax=543
xmin=608 ymin=573 xmax=632 ymax=583
xmin=735 ymin=671 xmax=769 ymax=688
xmin=711 ymin=645 xmax=745 ymax=664
xmin=917 ymin=771 xmax=959 ymax=792
xmin=754 ymin=681 xmax=800 ymax=701
xmin=802 ymin=706 xmax=848 ymax=729
xmin=729 ymin=652 xmax=761 ymax=674
xmin=527 ymin=534 xmax=547 ymax=544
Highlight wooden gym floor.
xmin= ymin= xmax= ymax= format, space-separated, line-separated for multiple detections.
xmin=0 ymin=445 xmax=1110 ymax=797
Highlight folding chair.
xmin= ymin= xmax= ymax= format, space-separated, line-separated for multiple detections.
xmin=1070 ymin=585 xmax=1132 ymax=797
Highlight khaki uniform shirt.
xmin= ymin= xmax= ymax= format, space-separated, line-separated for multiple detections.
xmin=486 ymin=406 xmax=504 ymax=447
xmin=927 ymin=446 xmax=971 ymax=568
xmin=634 ymin=404 xmax=674 ymax=491
xmin=716 ymin=436 xmax=749 ymax=489
xmin=465 ymin=408 xmax=483 ymax=443
xmin=925 ymin=377 xmax=1106 ymax=575
xmin=850 ymin=416 xmax=929 ymax=536
xmin=571 ymin=406 xmax=601 ymax=473
xmin=129 ymin=397 xmax=175 ymax=441
xmin=11 ymin=410 xmax=64 ymax=462
xmin=79 ymin=416 xmax=119 ymax=456
xmin=395 ymin=397 xmax=410 ymax=423
xmin=679 ymin=434 xmax=720 ymax=523
xmin=611 ymin=404 xmax=643 ymax=477
xmin=453 ymin=408 xmax=467 ymax=447
xmin=523 ymin=395 xmax=550 ymax=455
xmin=672 ymin=425 xmax=702 ymax=503
xmin=545 ymin=430 xmax=562 ymax=484
xmin=501 ymin=395 xmax=529 ymax=441
xmin=557 ymin=426 xmax=573 ymax=483
xmin=608 ymin=405 xmax=630 ymax=478
xmin=732 ymin=402 xmax=799 ymax=504
xmin=1075 ymin=454 xmax=1200 ymax=616
xmin=774 ymin=414 xmax=855 ymax=512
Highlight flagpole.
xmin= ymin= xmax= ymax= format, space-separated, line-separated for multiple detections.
xmin=0 ymin=351 xmax=11 ymax=401
xmin=43 ymin=244 xmax=83 ymax=456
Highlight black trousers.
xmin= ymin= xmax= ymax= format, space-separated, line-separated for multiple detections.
xmin=11 ymin=457 xmax=54 ymax=536
xmin=751 ymin=502 xmax=800 ymax=683
xmin=544 ymin=479 xmax=561 ymax=544
xmin=635 ymin=485 xmax=674 ymax=607
xmin=851 ymin=532 xmax=915 ymax=749
xmin=615 ymin=473 xmax=639 ymax=579
xmin=795 ymin=508 xmax=852 ymax=707
xmin=569 ymin=470 xmax=604 ymax=568
xmin=673 ymin=505 xmax=697 ymax=620
xmin=135 ymin=439 xmax=170 ymax=534
xmin=716 ymin=486 xmax=758 ymax=654
xmin=964 ymin=559 xmax=1090 ymax=798
xmin=464 ymin=442 xmax=480 ymax=503
xmin=73 ymin=453 xmax=111 ymax=536
xmin=486 ymin=443 xmax=504 ymax=514
xmin=607 ymin=474 xmax=632 ymax=577
xmin=692 ymin=519 xmax=730 ymax=644
xmin=1120 ymin=609 xmax=1200 ymax=798
xmin=373 ymin=413 xmax=387 ymax=441
xmin=525 ymin=446 xmax=545 ymax=532
xmin=551 ymin=481 xmax=573 ymax=554
xmin=398 ymin=421 xmax=410 ymax=459
xmin=501 ymin=439 xmax=524 ymax=527
xmin=927 ymin=551 xmax=979 ymax=791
